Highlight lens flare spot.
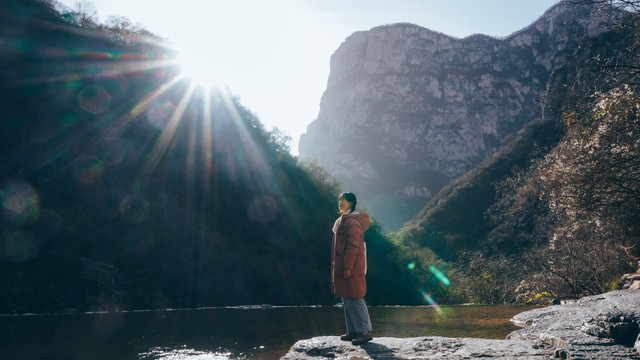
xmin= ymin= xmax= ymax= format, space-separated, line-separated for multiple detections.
xmin=420 ymin=290 xmax=445 ymax=317
xmin=121 ymin=196 xmax=150 ymax=224
xmin=429 ymin=265 xmax=451 ymax=286
xmin=407 ymin=262 xmax=416 ymax=270
xmin=146 ymin=99 xmax=175 ymax=129
xmin=77 ymin=160 xmax=105 ymax=184
xmin=0 ymin=182 xmax=40 ymax=226
xmin=64 ymin=74 xmax=82 ymax=91
xmin=104 ymin=144 xmax=125 ymax=166
xmin=78 ymin=85 xmax=112 ymax=114
xmin=100 ymin=74 xmax=129 ymax=100
xmin=98 ymin=187 xmax=129 ymax=218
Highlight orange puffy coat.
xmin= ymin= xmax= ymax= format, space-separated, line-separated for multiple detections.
xmin=331 ymin=213 xmax=370 ymax=298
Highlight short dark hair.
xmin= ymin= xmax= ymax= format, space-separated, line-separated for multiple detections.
xmin=339 ymin=192 xmax=357 ymax=212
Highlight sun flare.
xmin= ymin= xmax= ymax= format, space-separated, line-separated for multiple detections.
xmin=174 ymin=48 xmax=226 ymax=88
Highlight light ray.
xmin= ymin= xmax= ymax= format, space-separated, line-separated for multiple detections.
xmin=28 ymin=73 xmax=186 ymax=186
xmin=136 ymin=82 xmax=197 ymax=189
xmin=217 ymin=90 xmax=274 ymax=190
xmin=6 ymin=19 xmax=177 ymax=86
xmin=201 ymin=87 xmax=214 ymax=203
xmin=218 ymin=89 xmax=300 ymax=225
xmin=205 ymin=88 xmax=302 ymax=232
xmin=185 ymin=87 xmax=199 ymax=224
xmin=22 ymin=58 xmax=176 ymax=86
xmin=107 ymin=74 xmax=185 ymax=137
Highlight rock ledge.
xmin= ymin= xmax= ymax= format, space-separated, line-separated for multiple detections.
xmin=281 ymin=290 xmax=640 ymax=359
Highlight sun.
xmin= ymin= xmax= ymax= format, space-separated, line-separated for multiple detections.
xmin=174 ymin=47 xmax=227 ymax=88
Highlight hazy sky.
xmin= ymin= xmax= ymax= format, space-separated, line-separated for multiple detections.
xmin=57 ymin=0 xmax=559 ymax=154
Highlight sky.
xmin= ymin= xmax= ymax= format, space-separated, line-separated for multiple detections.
xmin=57 ymin=0 xmax=559 ymax=155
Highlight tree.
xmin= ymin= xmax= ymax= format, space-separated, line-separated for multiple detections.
xmin=539 ymin=86 xmax=640 ymax=256
xmin=101 ymin=15 xmax=159 ymax=45
xmin=487 ymin=2 xmax=640 ymax=302
xmin=61 ymin=1 xmax=99 ymax=28
xmin=487 ymin=166 xmax=553 ymax=254
xmin=566 ymin=0 xmax=640 ymax=13
xmin=496 ymin=86 xmax=639 ymax=302
xmin=567 ymin=0 xmax=640 ymax=90
xmin=451 ymin=252 xmax=521 ymax=304
xmin=521 ymin=215 xmax=630 ymax=300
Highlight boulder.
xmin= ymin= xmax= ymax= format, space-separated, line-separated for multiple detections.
xmin=621 ymin=262 xmax=640 ymax=290
xmin=509 ymin=290 xmax=640 ymax=359
xmin=282 ymin=290 xmax=640 ymax=359
xmin=280 ymin=336 xmax=552 ymax=360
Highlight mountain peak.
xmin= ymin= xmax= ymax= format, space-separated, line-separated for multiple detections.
xmin=299 ymin=1 xmax=621 ymax=230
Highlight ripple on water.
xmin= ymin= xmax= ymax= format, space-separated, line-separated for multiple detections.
xmin=139 ymin=347 xmax=241 ymax=360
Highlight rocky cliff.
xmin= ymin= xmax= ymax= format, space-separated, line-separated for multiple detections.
xmin=298 ymin=2 xmax=619 ymax=229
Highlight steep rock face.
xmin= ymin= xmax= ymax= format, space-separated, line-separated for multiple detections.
xmin=298 ymin=3 xmax=617 ymax=229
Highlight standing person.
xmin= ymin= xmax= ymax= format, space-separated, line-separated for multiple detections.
xmin=331 ymin=192 xmax=373 ymax=345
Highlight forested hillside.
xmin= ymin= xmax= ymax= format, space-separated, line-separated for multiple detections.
xmin=0 ymin=0 xmax=422 ymax=313
xmin=3 ymin=0 xmax=638 ymax=313
xmin=396 ymin=1 xmax=640 ymax=304
xmin=298 ymin=2 xmax=620 ymax=231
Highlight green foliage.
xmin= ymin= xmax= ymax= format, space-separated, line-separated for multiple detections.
xmin=511 ymin=86 xmax=640 ymax=300
xmin=55 ymin=1 xmax=161 ymax=45
xmin=5 ymin=0 xmax=640 ymax=312
xmin=398 ymin=115 xmax=565 ymax=260
xmin=491 ymin=28 xmax=640 ymax=301
xmin=0 ymin=0 xmax=425 ymax=313
xmin=393 ymin=5 xmax=640 ymax=304
xmin=388 ymin=232 xmax=460 ymax=304
xmin=363 ymin=220 xmax=424 ymax=305
xmin=450 ymin=252 xmax=521 ymax=304
xmin=528 ymin=291 xmax=553 ymax=304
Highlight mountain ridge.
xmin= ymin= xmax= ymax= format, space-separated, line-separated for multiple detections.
xmin=298 ymin=1 xmax=619 ymax=230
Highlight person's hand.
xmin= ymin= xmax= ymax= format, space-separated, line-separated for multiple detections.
xmin=343 ymin=269 xmax=352 ymax=279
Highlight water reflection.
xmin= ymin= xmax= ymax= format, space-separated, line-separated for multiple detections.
xmin=140 ymin=347 xmax=235 ymax=360
xmin=0 ymin=305 xmax=538 ymax=360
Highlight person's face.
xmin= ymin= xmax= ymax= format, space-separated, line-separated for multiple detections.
xmin=338 ymin=197 xmax=352 ymax=214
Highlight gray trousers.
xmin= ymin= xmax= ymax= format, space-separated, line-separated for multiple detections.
xmin=341 ymin=297 xmax=372 ymax=335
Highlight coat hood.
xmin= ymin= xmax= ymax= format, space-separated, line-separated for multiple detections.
xmin=342 ymin=212 xmax=370 ymax=232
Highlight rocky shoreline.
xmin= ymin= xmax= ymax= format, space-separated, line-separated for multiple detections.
xmin=281 ymin=290 xmax=640 ymax=359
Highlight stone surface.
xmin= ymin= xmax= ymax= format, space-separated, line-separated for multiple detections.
xmin=508 ymin=290 xmax=640 ymax=359
xmin=281 ymin=336 xmax=552 ymax=360
xmin=282 ymin=290 xmax=640 ymax=359
xmin=298 ymin=2 xmax=621 ymax=229
xmin=622 ymin=262 xmax=640 ymax=290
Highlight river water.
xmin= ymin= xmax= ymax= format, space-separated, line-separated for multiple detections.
xmin=0 ymin=304 xmax=538 ymax=359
